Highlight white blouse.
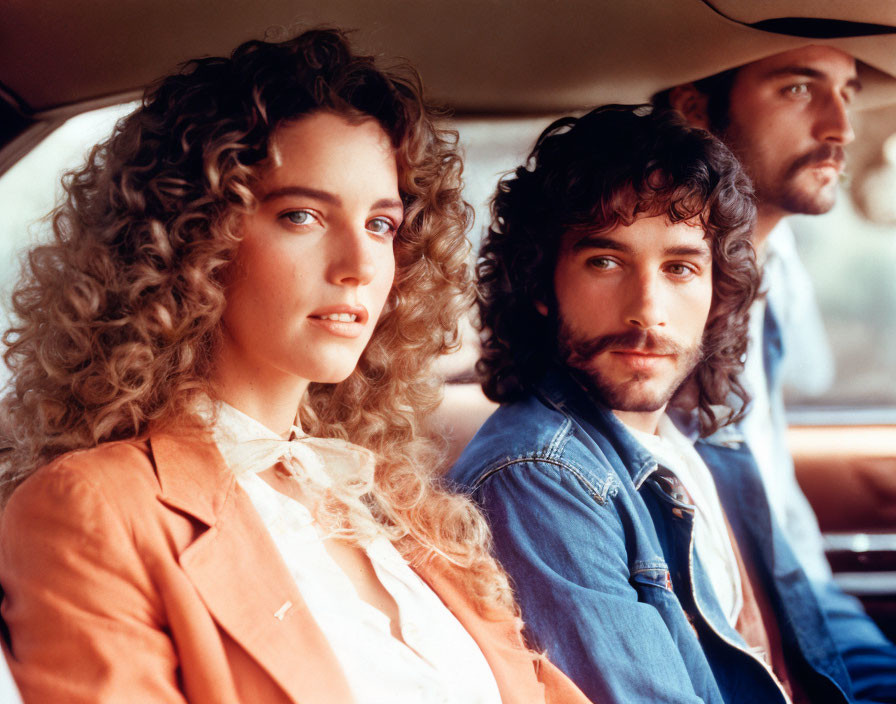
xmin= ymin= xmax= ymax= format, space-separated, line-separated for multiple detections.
xmin=212 ymin=403 xmax=502 ymax=704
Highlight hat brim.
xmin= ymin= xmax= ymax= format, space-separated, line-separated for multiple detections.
xmin=588 ymin=1 xmax=896 ymax=111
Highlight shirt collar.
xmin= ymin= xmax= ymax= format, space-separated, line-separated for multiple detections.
xmin=212 ymin=401 xmax=300 ymax=446
xmin=209 ymin=401 xmax=376 ymax=490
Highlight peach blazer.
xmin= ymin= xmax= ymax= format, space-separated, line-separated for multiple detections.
xmin=0 ymin=433 xmax=591 ymax=704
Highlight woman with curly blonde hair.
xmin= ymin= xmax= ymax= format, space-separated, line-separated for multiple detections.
xmin=0 ymin=29 xmax=590 ymax=704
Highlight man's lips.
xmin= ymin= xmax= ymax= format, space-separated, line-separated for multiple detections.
xmin=609 ymin=348 xmax=674 ymax=370
xmin=562 ymin=329 xmax=686 ymax=361
xmin=610 ymin=348 xmax=672 ymax=357
xmin=809 ymin=159 xmax=844 ymax=174
xmin=787 ymin=144 xmax=846 ymax=179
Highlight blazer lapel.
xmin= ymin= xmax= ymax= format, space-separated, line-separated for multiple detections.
xmin=415 ymin=557 xmax=550 ymax=704
xmin=149 ymin=433 xmax=354 ymax=704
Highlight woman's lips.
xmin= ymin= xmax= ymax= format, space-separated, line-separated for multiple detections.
xmin=307 ymin=304 xmax=368 ymax=338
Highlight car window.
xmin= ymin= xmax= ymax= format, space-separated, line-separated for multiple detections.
xmin=788 ymin=202 xmax=896 ymax=414
xmin=0 ymin=103 xmax=138 ymax=332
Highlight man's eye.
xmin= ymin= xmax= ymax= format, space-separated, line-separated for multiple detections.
xmin=666 ymin=263 xmax=695 ymax=277
xmin=588 ymin=257 xmax=618 ymax=270
xmin=281 ymin=210 xmax=318 ymax=226
xmin=368 ymin=217 xmax=397 ymax=237
xmin=784 ymin=83 xmax=810 ymax=97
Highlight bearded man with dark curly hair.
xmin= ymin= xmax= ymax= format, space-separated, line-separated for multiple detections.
xmin=449 ymin=105 xmax=862 ymax=704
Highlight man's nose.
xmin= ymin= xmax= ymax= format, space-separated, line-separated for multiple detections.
xmin=624 ymin=273 xmax=666 ymax=329
xmin=814 ymin=91 xmax=855 ymax=145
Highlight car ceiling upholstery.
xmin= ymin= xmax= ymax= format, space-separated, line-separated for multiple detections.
xmin=2 ymin=0 xmax=896 ymax=172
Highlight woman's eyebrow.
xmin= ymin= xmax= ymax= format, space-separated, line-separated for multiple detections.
xmin=258 ymin=188 xmax=403 ymax=212
xmin=259 ymin=185 xmax=341 ymax=204
xmin=372 ymin=198 xmax=404 ymax=211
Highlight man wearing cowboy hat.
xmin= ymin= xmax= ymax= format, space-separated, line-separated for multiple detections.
xmin=656 ymin=49 xmax=856 ymax=580
xmin=652 ymin=27 xmax=896 ymax=702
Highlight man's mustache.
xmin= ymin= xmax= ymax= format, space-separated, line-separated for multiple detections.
xmin=563 ymin=329 xmax=688 ymax=362
xmin=784 ymin=144 xmax=845 ymax=179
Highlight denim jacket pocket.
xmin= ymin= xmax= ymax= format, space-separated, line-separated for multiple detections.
xmin=629 ymin=564 xmax=691 ymax=642
xmin=630 ymin=563 xmax=676 ymax=601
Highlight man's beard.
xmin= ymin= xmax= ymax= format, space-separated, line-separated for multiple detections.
xmin=723 ymin=125 xmax=845 ymax=216
xmin=557 ymin=320 xmax=703 ymax=413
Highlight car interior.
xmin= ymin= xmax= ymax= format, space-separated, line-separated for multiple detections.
xmin=1 ymin=0 xmax=896 ymax=662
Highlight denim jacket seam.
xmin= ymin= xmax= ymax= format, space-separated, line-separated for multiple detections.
xmin=631 ymin=560 xmax=669 ymax=573
xmin=544 ymin=417 xmax=573 ymax=458
xmin=473 ymin=455 xmax=618 ymax=506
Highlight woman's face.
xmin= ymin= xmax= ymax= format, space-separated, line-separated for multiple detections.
xmin=216 ymin=112 xmax=401 ymax=407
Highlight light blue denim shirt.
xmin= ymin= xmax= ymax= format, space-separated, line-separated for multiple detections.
xmin=449 ymin=366 xmax=855 ymax=704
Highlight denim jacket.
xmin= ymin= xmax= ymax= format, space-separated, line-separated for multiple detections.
xmin=763 ymin=294 xmax=896 ymax=703
xmin=449 ymin=366 xmax=856 ymax=704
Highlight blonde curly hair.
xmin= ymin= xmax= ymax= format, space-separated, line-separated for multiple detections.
xmin=2 ymin=29 xmax=514 ymax=612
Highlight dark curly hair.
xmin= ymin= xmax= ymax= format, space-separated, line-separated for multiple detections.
xmin=652 ymin=68 xmax=740 ymax=133
xmin=477 ymin=105 xmax=760 ymax=436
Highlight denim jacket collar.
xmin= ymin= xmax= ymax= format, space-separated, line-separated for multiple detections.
xmin=535 ymin=365 xmax=657 ymax=488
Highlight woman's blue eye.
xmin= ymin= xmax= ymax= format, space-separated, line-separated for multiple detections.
xmin=283 ymin=210 xmax=316 ymax=226
xmin=368 ymin=217 xmax=396 ymax=237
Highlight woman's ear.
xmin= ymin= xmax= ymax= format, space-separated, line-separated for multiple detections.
xmin=534 ymin=300 xmax=549 ymax=316
xmin=668 ymin=84 xmax=711 ymax=131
